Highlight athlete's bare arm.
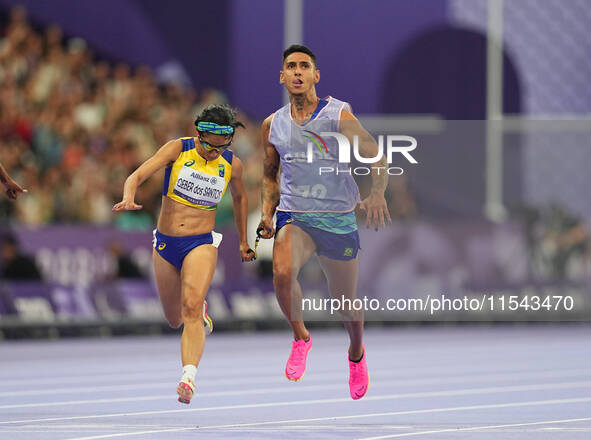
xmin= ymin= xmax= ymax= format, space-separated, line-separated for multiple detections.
xmin=258 ymin=115 xmax=280 ymax=239
xmin=0 ymin=162 xmax=27 ymax=200
xmin=229 ymin=156 xmax=255 ymax=261
xmin=112 ymin=139 xmax=182 ymax=211
xmin=340 ymin=109 xmax=391 ymax=229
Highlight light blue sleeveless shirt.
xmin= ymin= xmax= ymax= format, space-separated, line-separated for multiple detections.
xmin=269 ymin=96 xmax=360 ymax=214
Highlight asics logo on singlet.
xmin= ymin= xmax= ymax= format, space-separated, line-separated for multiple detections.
xmin=184 ymin=160 xmax=195 ymax=167
xmin=158 ymin=243 xmax=166 ymax=250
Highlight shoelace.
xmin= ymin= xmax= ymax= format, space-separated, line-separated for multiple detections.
xmin=349 ymin=361 xmax=362 ymax=382
xmin=290 ymin=340 xmax=307 ymax=363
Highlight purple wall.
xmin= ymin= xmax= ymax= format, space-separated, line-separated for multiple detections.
xmin=0 ymin=0 xmax=231 ymax=89
xmin=228 ymin=0 xmax=448 ymax=118
xmin=136 ymin=0 xmax=231 ymax=90
xmin=1 ymin=0 xmax=449 ymax=117
xmin=0 ymin=0 xmax=172 ymax=67
xmin=229 ymin=0 xmax=284 ymax=119
xmin=304 ymin=0 xmax=447 ymax=114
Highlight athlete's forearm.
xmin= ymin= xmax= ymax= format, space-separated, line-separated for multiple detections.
xmin=261 ymin=177 xmax=280 ymax=219
xmin=122 ymin=171 xmax=142 ymax=202
xmin=261 ymin=144 xmax=280 ymax=218
xmin=260 ymin=115 xmax=280 ymax=219
xmin=119 ymin=140 xmax=178 ymax=203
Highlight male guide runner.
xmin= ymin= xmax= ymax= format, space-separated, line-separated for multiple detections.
xmin=258 ymin=45 xmax=390 ymax=399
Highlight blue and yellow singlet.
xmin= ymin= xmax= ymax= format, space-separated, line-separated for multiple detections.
xmin=162 ymin=137 xmax=233 ymax=210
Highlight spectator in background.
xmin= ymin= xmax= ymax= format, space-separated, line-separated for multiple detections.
xmin=521 ymin=203 xmax=589 ymax=281
xmin=0 ymin=234 xmax=42 ymax=280
xmin=0 ymin=6 xmax=261 ymax=229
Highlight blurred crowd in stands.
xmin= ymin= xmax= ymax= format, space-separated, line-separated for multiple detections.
xmin=0 ymin=6 xmax=262 ymax=230
xmin=0 ymin=6 xmax=417 ymax=232
xmin=2 ymin=6 xmax=590 ymax=289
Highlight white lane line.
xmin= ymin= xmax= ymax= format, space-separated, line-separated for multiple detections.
xmin=0 ymin=369 xmax=349 ymax=398
xmin=0 ymin=360 xmax=582 ymax=387
xmin=0 ymin=365 xmax=287 ymax=387
xmin=0 ymin=383 xmax=346 ymax=409
xmin=2 ymin=366 xmax=590 ymax=403
xmin=0 ymin=383 xmax=170 ymax=398
xmin=0 ymin=366 xmax=398 ymax=396
xmin=357 ymin=417 xmax=591 ymax=439
xmin=0 ymin=395 xmax=175 ymax=410
xmin=1 ymin=367 xmax=590 ymax=410
xmin=60 ymin=397 xmax=591 ymax=440
xmin=1 ymin=381 xmax=591 ymax=425
xmin=64 ymin=427 xmax=195 ymax=439
xmin=0 ymin=371 xmax=172 ymax=387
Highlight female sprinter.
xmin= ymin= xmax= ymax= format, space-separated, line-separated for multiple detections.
xmin=113 ymin=104 xmax=254 ymax=404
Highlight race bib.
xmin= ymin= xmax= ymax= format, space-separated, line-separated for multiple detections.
xmin=173 ymin=166 xmax=226 ymax=207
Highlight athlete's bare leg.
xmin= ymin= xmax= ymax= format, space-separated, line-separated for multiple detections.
xmin=273 ymin=224 xmax=316 ymax=340
xmin=318 ymin=256 xmax=364 ymax=360
xmin=179 ymin=244 xmax=217 ymax=367
xmin=153 ymin=250 xmax=182 ymax=328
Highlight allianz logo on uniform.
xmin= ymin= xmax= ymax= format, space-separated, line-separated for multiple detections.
xmin=190 ymin=172 xmax=210 ymax=182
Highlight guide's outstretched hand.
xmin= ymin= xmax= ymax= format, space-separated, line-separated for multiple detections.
xmin=359 ymin=193 xmax=391 ymax=230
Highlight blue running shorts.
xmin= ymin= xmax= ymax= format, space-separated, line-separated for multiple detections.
xmin=275 ymin=211 xmax=360 ymax=261
xmin=153 ymin=229 xmax=223 ymax=270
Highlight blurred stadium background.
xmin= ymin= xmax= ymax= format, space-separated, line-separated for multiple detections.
xmin=0 ymin=0 xmax=590 ymax=338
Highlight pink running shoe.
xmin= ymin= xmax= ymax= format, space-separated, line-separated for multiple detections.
xmin=177 ymin=376 xmax=195 ymax=404
xmin=349 ymin=347 xmax=369 ymax=400
xmin=203 ymin=300 xmax=213 ymax=335
xmin=285 ymin=334 xmax=312 ymax=381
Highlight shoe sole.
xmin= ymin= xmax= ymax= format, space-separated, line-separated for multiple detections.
xmin=177 ymin=382 xmax=193 ymax=404
xmin=285 ymin=370 xmax=306 ymax=381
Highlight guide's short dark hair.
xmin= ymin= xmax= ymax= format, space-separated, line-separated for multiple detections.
xmin=282 ymin=44 xmax=317 ymax=67
xmin=194 ymin=104 xmax=245 ymax=132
